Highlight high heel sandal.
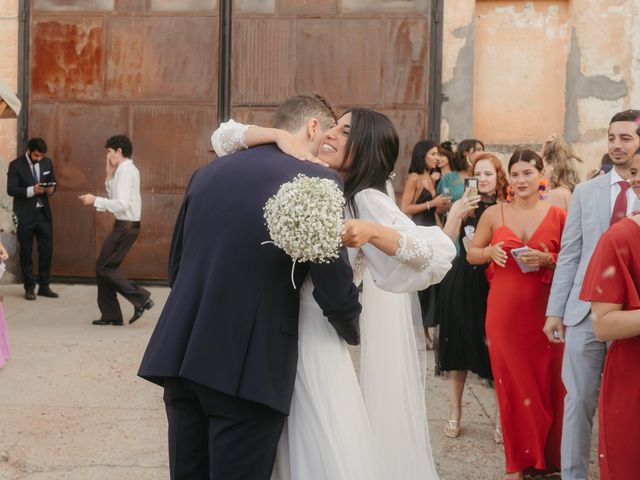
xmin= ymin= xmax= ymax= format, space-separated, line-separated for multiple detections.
xmin=494 ymin=425 xmax=503 ymax=444
xmin=443 ymin=420 xmax=460 ymax=438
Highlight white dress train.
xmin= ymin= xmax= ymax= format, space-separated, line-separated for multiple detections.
xmin=211 ymin=122 xmax=456 ymax=480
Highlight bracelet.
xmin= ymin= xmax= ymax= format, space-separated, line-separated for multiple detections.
xmin=426 ymin=201 xmax=430 ymax=210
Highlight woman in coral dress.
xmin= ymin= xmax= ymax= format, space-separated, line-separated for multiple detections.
xmin=468 ymin=149 xmax=566 ymax=479
xmin=580 ymin=155 xmax=640 ymax=480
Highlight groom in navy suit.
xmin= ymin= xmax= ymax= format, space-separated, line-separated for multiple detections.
xmin=138 ymin=95 xmax=361 ymax=480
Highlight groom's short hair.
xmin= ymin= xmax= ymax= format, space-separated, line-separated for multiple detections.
xmin=272 ymin=94 xmax=337 ymax=133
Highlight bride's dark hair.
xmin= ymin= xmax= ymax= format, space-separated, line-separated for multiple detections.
xmin=341 ymin=108 xmax=399 ymax=217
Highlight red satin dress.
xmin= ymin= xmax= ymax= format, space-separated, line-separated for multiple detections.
xmin=485 ymin=205 xmax=566 ymax=474
xmin=580 ymin=216 xmax=640 ymax=480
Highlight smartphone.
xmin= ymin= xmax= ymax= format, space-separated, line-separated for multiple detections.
xmin=39 ymin=182 xmax=57 ymax=188
xmin=464 ymin=177 xmax=479 ymax=197
xmin=510 ymin=246 xmax=539 ymax=273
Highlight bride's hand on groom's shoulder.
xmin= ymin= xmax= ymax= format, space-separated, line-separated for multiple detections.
xmin=274 ymin=130 xmax=327 ymax=166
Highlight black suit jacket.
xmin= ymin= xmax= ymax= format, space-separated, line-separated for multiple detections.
xmin=138 ymin=145 xmax=361 ymax=414
xmin=7 ymin=155 xmax=56 ymax=224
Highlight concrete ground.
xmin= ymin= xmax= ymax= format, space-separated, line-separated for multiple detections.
xmin=0 ymin=283 xmax=599 ymax=479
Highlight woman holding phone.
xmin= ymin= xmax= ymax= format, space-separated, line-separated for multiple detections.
xmin=467 ymin=149 xmax=566 ymax=479
xmin=437 ymin=153 xmax=507 ymax=440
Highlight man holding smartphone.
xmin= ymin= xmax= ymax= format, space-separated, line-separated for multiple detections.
xmin=7 ymin=137 xmax=58 ymax=300
xmin=79 ymin=135 xmax=154 ymax=326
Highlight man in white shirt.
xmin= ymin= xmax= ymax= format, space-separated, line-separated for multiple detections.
xmin=79 ymin=135 xmax=154 ymax=326
xmin=543 ymin=109 xmax=640 ymax=479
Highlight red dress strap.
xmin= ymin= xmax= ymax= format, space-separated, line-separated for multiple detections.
xmin=500 ymin=204 xmax=505 ymax=227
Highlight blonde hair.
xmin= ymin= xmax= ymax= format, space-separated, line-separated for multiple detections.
xmin=542 ymin=136 xmax=583 ymax=191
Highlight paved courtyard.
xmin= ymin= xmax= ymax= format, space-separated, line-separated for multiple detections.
xmin=0 ymin=283 xmax=599 ymax=479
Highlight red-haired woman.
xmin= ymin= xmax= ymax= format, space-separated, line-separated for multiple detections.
xmin=437 ymin=153 xmax=508 ymax=440
xmin=468 ymin=149 xmax=566 ymax=479
xmin=580 ymin=151 xmax=640 ymax=480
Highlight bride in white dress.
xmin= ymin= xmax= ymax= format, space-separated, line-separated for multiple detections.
xmin=212 ymin=108 xmax=455 ymax=480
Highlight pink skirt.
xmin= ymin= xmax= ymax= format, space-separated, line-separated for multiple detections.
xmin=0 ymin=304 xmax=10 ymax=369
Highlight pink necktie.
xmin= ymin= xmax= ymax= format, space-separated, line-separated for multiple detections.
xmin=610 ymin=181 xmax=630 ymax=225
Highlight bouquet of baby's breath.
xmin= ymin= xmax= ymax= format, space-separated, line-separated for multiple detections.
xmin=264 ymin=174 xmax=344 ymax=264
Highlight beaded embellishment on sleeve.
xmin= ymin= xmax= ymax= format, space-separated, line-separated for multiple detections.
xmin=393 ymin=232 xmax=433 ymax=271
xmin=352 ymin=249 xmax=368 ymax=286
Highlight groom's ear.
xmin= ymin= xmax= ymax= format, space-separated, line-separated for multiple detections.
xmin=306 ymin=118 xmax=320 ymax=140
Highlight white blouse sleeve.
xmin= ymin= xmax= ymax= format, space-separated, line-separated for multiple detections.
xmin=210 ymin=119 xmax=252 ymax=156
xmin=353 ymin=189 xmax=456 ymax=293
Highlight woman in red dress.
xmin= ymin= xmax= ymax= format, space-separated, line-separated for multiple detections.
xmin=468 ymin=149 xmax=566 ymax=479
xmin=580 ymin=152 xmax=640 ymax=480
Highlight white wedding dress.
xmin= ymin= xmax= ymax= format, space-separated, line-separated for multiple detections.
xmin=212 ymin=122 xmax=456 ymax=480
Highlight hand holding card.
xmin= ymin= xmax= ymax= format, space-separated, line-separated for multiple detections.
xmin=510 ymin=246 xmax=540 ymax=273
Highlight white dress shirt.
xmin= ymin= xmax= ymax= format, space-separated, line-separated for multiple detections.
xmin=25 ymin=153 xmax=43 ymax=207
xmin=93 ymin=159 xmax=142 ymax=221
xmin=610 ymin=167 xmax=639 ymax=216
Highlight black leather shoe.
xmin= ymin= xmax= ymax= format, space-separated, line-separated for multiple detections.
xmin=38 ymin=287 xmax=59 ymax=298
xmin=129 ymin=298 xmax=155 ymax=324
xmin=92 ymin=318 xmax=123 ymax=326
xmin=25 ymin=289 xmax=36 ymax=301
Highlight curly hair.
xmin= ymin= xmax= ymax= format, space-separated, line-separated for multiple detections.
xmin=471 ymin=153 xmax=509 ymax=201
xmin=541 ymin=136 xmax=583 ymax=191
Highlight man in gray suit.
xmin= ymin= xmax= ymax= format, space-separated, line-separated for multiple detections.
xmin=544 ymin=109 xmax=640 ymax=479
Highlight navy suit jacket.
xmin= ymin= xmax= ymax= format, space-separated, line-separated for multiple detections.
xmin=7 ymin=155 xmax=56 ymax=224
xmin=138 ymin=145 xmax=361 ymax=414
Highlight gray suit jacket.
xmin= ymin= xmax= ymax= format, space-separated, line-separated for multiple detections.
xmin=546 ymin=173 xmax=613 ymax=326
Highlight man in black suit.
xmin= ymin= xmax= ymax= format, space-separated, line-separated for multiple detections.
xmin=7 ymin=138 xmax=58 ymax=300
xmin=138 ymin=95 xmax=361 ymax=479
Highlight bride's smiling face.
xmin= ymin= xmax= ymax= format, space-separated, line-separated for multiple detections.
xmin=318 ymin=112 xmax=352 ymax=173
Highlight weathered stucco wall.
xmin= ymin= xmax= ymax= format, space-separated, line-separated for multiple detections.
xmin=0 ymin=0 xmax=19 ymax=258
xmin=0 ymin=0 xmax=18 ymax=164
xmin=442 ymin=0 xmax=640 ymax=174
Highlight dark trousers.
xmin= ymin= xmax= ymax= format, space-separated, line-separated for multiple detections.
xmin=163 ymin=377 xmax=285 ymax=480
xmin=96 ymin=220 xmax=149 ymax=321
xmin=17 ymin=208 xmax=53 ymax=290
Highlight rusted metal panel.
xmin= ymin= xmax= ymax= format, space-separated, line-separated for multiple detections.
xmin=106 ymin=16 xmax=218 ymax=100
xmin=230 ymin=107 xmax=276 ymax=127
xmin=56 ymin=104 xmax=130 ymax=192
xmin=385 ymin=18 xmax=429 ymax=105
xmin=295 ymin=19 xmax=385 ymax=107
xmin=50 ymin=191 xmax=97 ymax=276
xmin=232 ymin=19 xmax=294 ymax=105
xmin=279 ymin=0 xmax=337 ymax=15
xmin=151 ymin=0 xmax=217 ymax=12
xmin=31 ymin=17 xmax=105 ymax=100
xmin=383 ymin=109 xmax=428 ymax=192
xmin=234 ymin=0 xmax=275 ymax=14
xmin=116 ymin=0 xmax=146 ymax=13
xmin=131 ymin=105 xmax=217 ymax=192
xmin=342 ymin=0 xmax=429 ymax=13
xmin=33 ymin=0 xmax=114 ymax=12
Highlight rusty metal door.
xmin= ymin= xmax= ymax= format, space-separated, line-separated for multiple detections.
xmin=28 ymin=0 xmax=219 ymax=279
xmin=27 ymin=0 xmax=435 ymax=280
xmin=231 ymin=0 xmax=434 ymax=192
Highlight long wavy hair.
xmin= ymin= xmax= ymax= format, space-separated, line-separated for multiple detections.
xmin=542 ymin=136 xmax=583 ymax=191
xmin=470 ymin=153 xmax=508 ymax=202
xmin=340 ymin=108 xmax=399 ymax=217
xmin=408 ymin=140 xmax=438 ymax=174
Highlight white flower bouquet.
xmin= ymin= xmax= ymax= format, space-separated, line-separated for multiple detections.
xmin=264 ymin=174 xmax=344 ymax=264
